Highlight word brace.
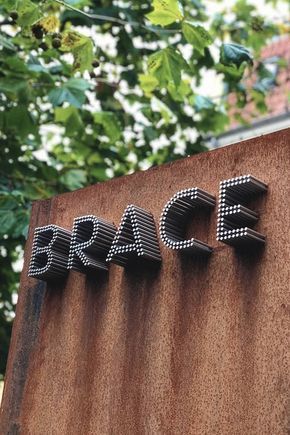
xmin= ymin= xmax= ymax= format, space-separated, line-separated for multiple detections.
xmin=28 ymin=174 xmax=267 ymax=281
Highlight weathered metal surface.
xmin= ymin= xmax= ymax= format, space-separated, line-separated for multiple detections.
xmin=1 ymin=129 xmax=289 ymax=434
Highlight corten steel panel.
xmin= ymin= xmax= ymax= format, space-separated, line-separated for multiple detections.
xmin=1 ymin=129 xmax=289 ymax=435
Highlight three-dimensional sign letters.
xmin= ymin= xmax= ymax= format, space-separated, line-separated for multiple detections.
xmin=28 ymin=174 xmax=268 ymax=281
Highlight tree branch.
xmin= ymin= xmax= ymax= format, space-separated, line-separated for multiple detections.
xmin=53 ymin=0 xmax=180 ymax=35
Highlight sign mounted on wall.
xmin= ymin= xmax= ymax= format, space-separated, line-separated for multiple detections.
xmin=3 ymin=131 xmax=289 ymax=435
xmin=28 ymin=174 xmax=267 ymax=281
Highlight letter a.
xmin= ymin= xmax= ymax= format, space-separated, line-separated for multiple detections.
xmin=106 ymin=204 xmax=161 ymax=267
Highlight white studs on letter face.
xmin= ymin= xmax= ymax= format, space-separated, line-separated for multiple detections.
xmin=217 ymin=175 xmax=268 ymax=246
xmin=106 ymin=204 xmax=161 ymax=267
xmin=68 ymin=215 xmax=116 ymax=273
xmin=28 ymin=175 xmax=269 ymax=283
xmin=28 ymin=225 xmax=71 ymax=281
xmin=160 ymin=187 xmax=216 ymax=255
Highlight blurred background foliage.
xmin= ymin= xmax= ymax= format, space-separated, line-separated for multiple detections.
xmin=0 ymin=0 xmax=289 ymax=378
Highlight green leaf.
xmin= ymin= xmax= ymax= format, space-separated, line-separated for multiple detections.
xmin=0 ymin=197 xmax=18 ymax=211
xmin=198 ymin=110 xmax=229 ymax=134
xmin=220 ymin=43 xmax=253 ymax=68
xmin=5 ymin=106 xmax=36 ymax=139
xmin=146 ymin=0 xmax=184 ymax=27
xmin=60 ymin=169 xmax=87 ymax=190
xmin=72 ymin=39 xmax=94 ymax=72
xmin=193 ymin=95 xmax=215 ymax=111
xmin=2 ymin=0 xmax=17 ymax=9
xmin=168 ymin=79 xmax=191 ymax=101
xmin=55 ymin=106 xmax=83 ymax=135
xmin=89 ymin=166 xmax=108 ymax=181
xmin=23 ymin=183 xmax=53 ymax=200
xmin=153 ymin=97 xmax=174 ymax=124
xmin=48 ymin=79 xmax=90 ymax=108
xmin=0 ymin=34 xmax=17 ymax=52
xmin=61 ymin=30 xmax=87 ymax=51
xmin=148 ymin=47 xmax=187 ymax=88
xmin=66 ymin=78 xmax=91 ymax=92
xmin=16 ymin=0 xmax=40 ymax=27
xmin=216 ymin=63 xmax=246 ymax=80
xmin=94 ymin=112 xmax=122 ymax=142
xmin=190 ymin=0 xmax=204 ymax=10
xmin=5 ymin=56 xmax=28 ymax=73
xmin=0 ymin=210 xmax=16 ymax=235
xmin=12 ymin=210 xmax=30 ymax=238
xmin=144 ymin=127 xmax=159 ymax=141
xmin=87 ymin=153 xmax=102 ymax=165
xmin=48 ymin=88 xmax=70 ymax=107
xmin=60 ymin=30 xmax=94 ymax=72
xmin=139 ymin=74 xmax=159 ymax=95
xmin=36 ymin=15 xmax=60 ymax=33
xmin=27 ymin=55 xmax=47 ymax=73
xmin=0 ymin=78 xmax=28 ymax=96
xmin=253 ymin=77 xmax=275 ymax=94
xmin=232 ymin=0 xmax=255 ymax=19
xmin=182 ymin=22 xmax=212 ymax=55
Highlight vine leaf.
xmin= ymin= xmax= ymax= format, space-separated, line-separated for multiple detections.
xmin=54 ymin=107 xmax=83 ymax=135
xmin=153 ymin=97 xmax=175 ymax=124
xmin=37 ymin=15 xmax=60 ymax=33
xmin=48 ymin=78 xmax=90 ymax=108
xmin=60 ymin=170 xmax=87 ymax=190
xmin=220 ymin=43 xmax=253 ymax=68
xmin=168 ymin=79 xmax=191 ymax=101
xmin=146 ymin=0 xmax=184 ymax=27
xmin=60 ymin=30 xmax=94 ymax=72
xmin=139 ymin=74 xmax=159 ymax=95
xmin=182 ymin=22 xmax=212 ymax=55
xmin=215 ymin=63 xmax=246 ymax=80
xmin=148 ymin=47 xmax=188 ymax=88
xmin=0 ymin=210 xmax=16 ymax=235
xmin=0 ymin=34 xmax=17 ymax=52
xmin=2 ymin=0 xmax=16 ymax=9
xmin=15 ymin=0 xmax=40 ymax=27
xmin=12 ymin=210 xmax=30 ymax=238
xmin=94 ymin=112 xmax=122 ymax=142
xmin=72 ymin=40 xmax=94 ymax=72
xmin=5 ymin=106 xmax=37 ymax=139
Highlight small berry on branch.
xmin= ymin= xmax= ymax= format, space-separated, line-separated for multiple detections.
xmin=92 ymin=59 xmax=100 ymax=68
xmin=39 ymin=42 xmax=48 ymax=51
xmin=9 ymin=11 xmax=18 ymax=21
xmin=32 ymin=25 xmax=43 ymax=40
xmin=52 ymin=38 xmax=62 ymax=49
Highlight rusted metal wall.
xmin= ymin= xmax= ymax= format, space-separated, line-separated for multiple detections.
xmin=1 ymin=129 xmax=289 ymax=434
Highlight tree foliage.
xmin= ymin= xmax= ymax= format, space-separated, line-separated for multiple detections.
xmin=0 ymin=0 xmax=288 ymax=377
